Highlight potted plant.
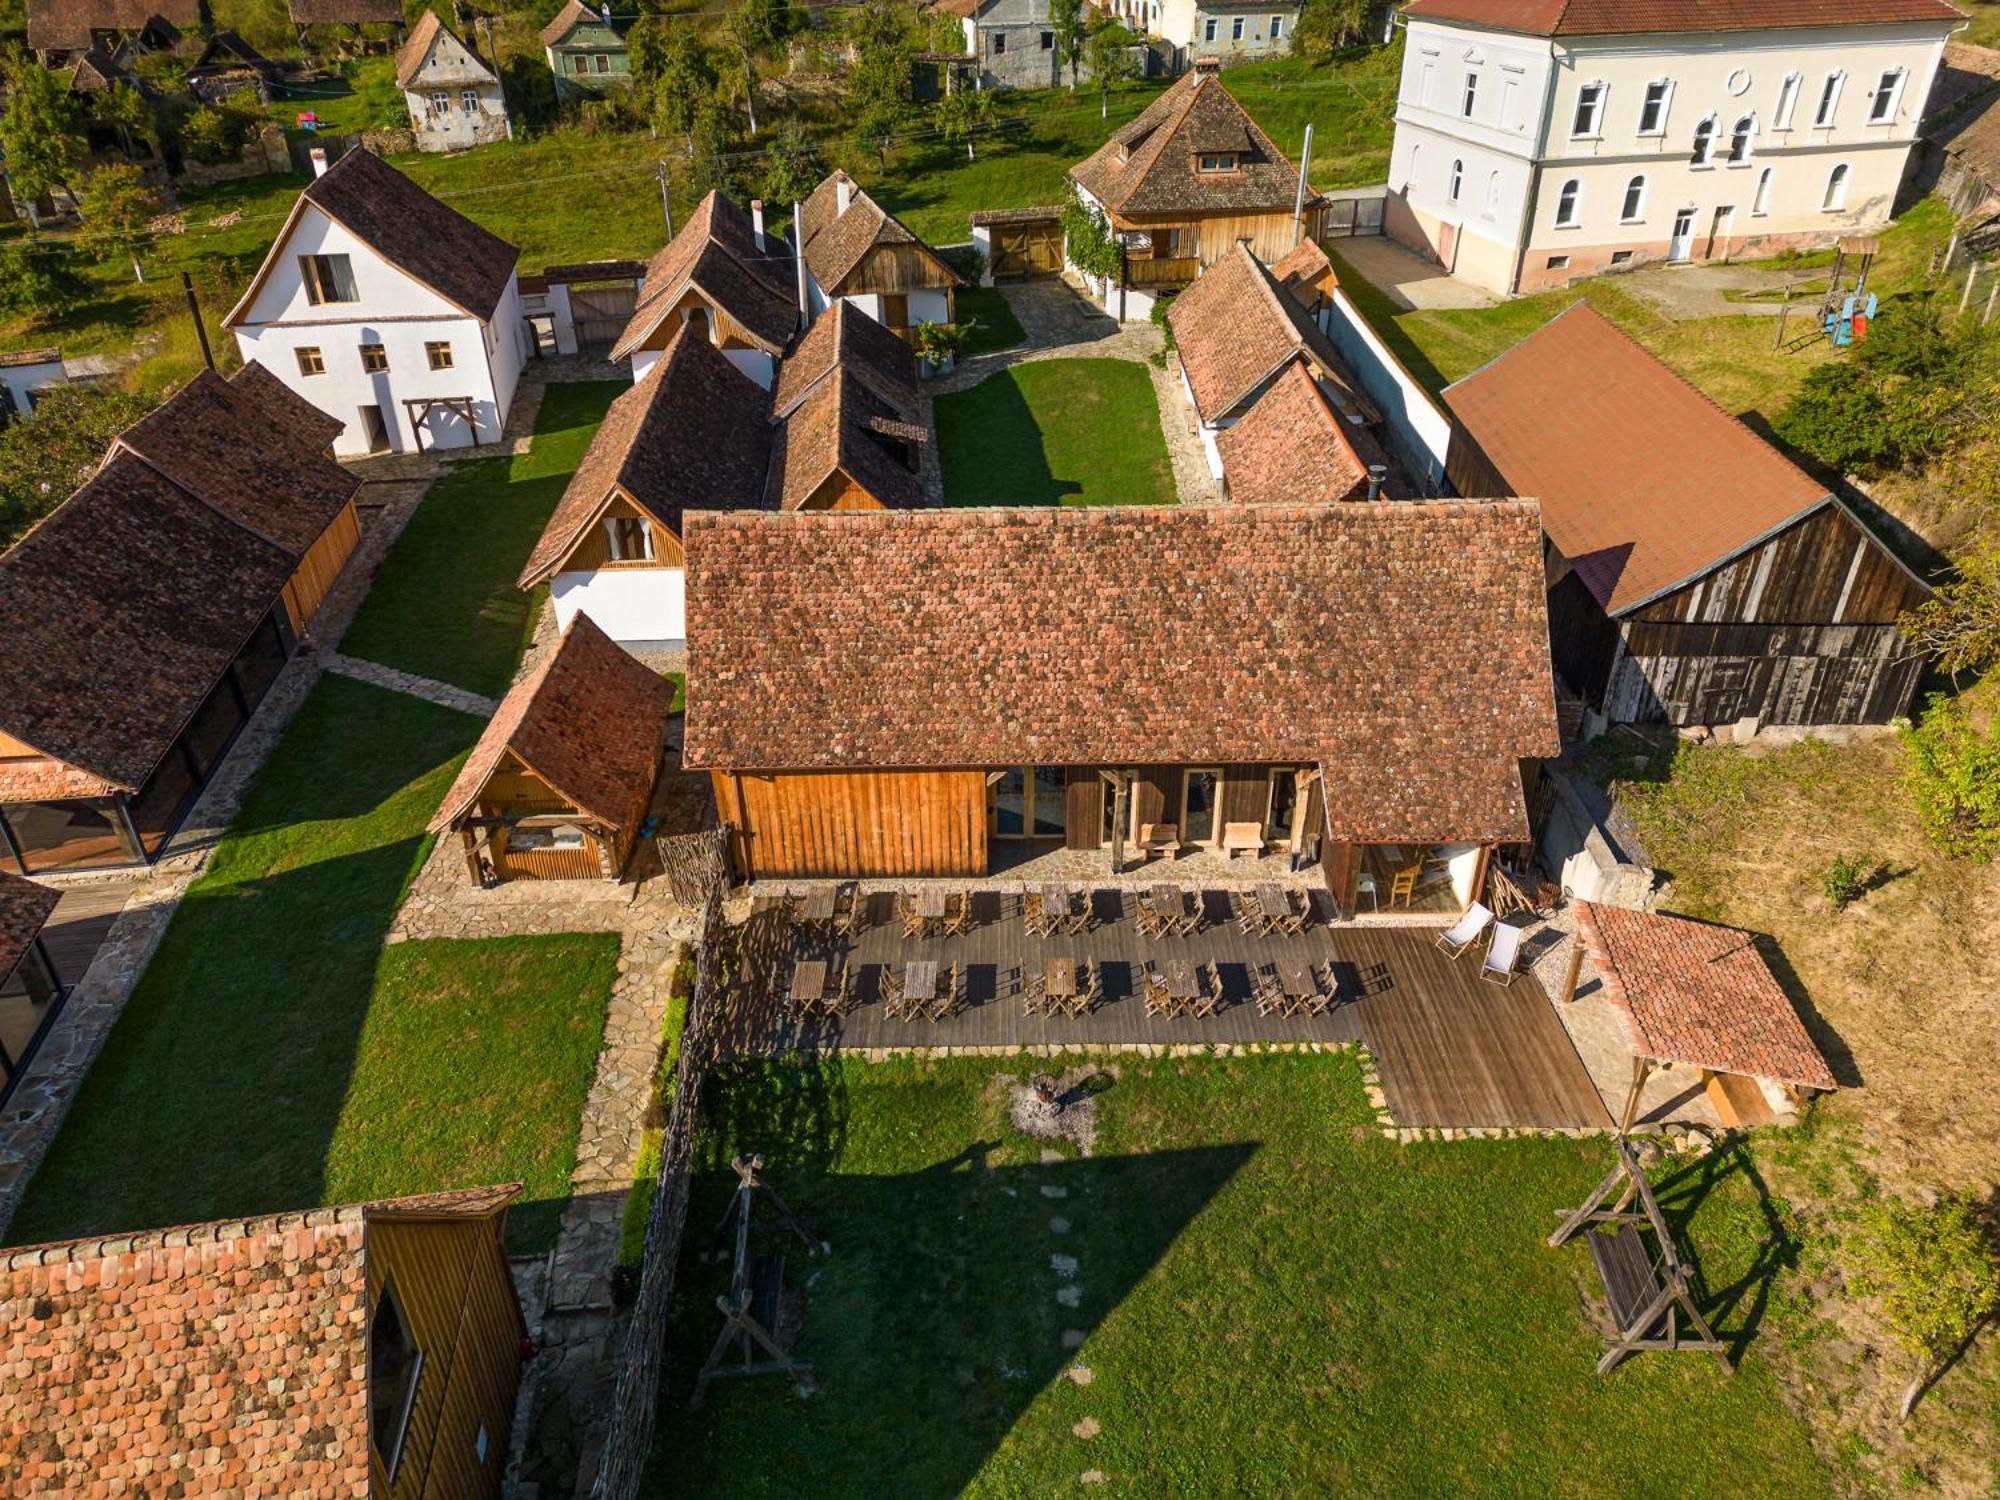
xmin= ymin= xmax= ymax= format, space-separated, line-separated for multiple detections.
xmin=912 ymin=318 xmax=967 ymax=378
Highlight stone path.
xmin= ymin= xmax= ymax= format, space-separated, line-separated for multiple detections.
xmin=324 ymin=652 xmax=501 ymax=717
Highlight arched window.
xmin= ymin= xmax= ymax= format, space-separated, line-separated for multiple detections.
xmin=1691 ymin=116 xmax=1716 ymax=165
xmin=1729 ymin=115 xmax=1755 ymax=163
xmin=1555 ymin=177 xmax=1581 ymax=227
xmin=1753 ymin=165 xmax=1774 ymax=215
xmin=1822 ymin=162 xmax=1850 ymax=210
xmin=1407 ymin=142 xmax=1422 ymax=193
xmin=1620 ymin=175 xmax=1646 ymax=222
xmin=1485 ymin=170 xmax=1502 ymax=217
xmin=1448 ymin=158 xmax=1463 ymax=202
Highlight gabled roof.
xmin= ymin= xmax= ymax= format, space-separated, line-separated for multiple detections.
xmin=1574 ymin=902 xmax=1838 ymax=1090
xmin=0 ymin=870 xmax=59 ymax=983
xmin=0 ymin=1185 xmax=518 ymax=1498
xmin=682 ymin=503 xmax=1559 ymax=841
xmin=1937 ymin=82 xmax=2000 ymax=190
xmin=771 ymin=296 xmax=919 ymax=418
xmin=540 ymin=0 xmax=623 ymax=46
xmin=613 ymin=192 xmax=800 ymax=360
xmin=226 ymin=146 xmax=519 ymax=327
xmin=68 ymin=46 xmax=156 ymax=98
xmin=396 ymin=9 xmax=498 ymax=89
xmin=1270 ymin=237 xmax=1335 ymax=299
xmin=764 ymin=302 xmax=927 ymax=511
xmin=1400 ymin=0 xmax=1963 ymax=35
xmin=1071 ymin=68 xmax=1313 ymax=218
xmin=190 ymin=28 xmax=278 ymax=74
xmin=796 ymin=171 xmax=962 ymax=297
xmin=1168 ymin=242 xmax=1365 ymax=424
xmin=1216 ymin=362 xmax=1369 ymax=505
xmin=431 ymin=614 xmax=674 ymax=837
xmin=27 ymin=0 xmax=201 ymax=52
xmin=1443 ymin=302 xmax=1834 ymax=615
xmin=289 ymin=0 xmax=404 ymax=22
xmin=519 ymin=324 xmax=774 ymax=584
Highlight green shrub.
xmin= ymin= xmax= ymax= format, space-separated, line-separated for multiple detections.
xmin=1899 ymin=695 xmax=2000 ymax=861
xmin=1059 ymin=185 xmax=1119 ymax=280
xmin=1845 ymin=1193 xmax=1997 ymax=1364
xmin=1821 ymin=854 xmax=1869 ymax=911
xmin=1771 ymin=361 xmax=1895 ymax=474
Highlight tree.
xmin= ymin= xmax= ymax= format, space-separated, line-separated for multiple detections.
xmin=847 ymin=0 xmax=915 ymax=172
xmin=0 ymin=50 xmax=81 ymax=225
xmin=0 ymin=384 xmax=150 ymax=551
xmin=92 ymin=80 xmax=158 ymax=162
xmin=651 ymin=29 xmax=720 ymax=157
xmin=724 ymin=0 xmax=772 ymax=138
xmin=1086 ymin=21 xmax=1138 ymax=119
xmin=76 ymin=163 xmax=155 ymax=283
xmin=760 ymin=117 xmax=825 ymax=208
xmin=931 ymin=84 xmax=995 ymax=162
xmin=1060 ymin=185 xmax=1120 ymax=280
xmin=627 ymin=14 xmax=673 ymax=83
xmin=1845 ymin=1193 xmax=1999 ymax=1418
xmin=686 ymin=96 xmax=739 ymax=199
xmin=1902 ymin=544 xmax=2000 ymax=679
xmin=0 ymin=239 xmax=89 ymax=321
xmin=1293 ymin=0 xmax=1371 ymax=60
xmin=1049 ymin=0 xmax=1087 ymax=91
xmin=1900 ymin=694 xmax=2000 ymax=861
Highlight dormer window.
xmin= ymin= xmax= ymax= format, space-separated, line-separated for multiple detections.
xmin=370 ymin=1281 xmax=424 ymax=1481
xmin=1197 ymin=152 xmax=1239 ymax=173
xmin=604 ymin=515 xmax=654 ymax=562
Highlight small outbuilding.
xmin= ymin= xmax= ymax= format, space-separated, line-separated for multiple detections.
xmin=430 ymin=614 xmax=675 ymax=883
xmin=1574 ymin=900 xmax=1838 ymax=1130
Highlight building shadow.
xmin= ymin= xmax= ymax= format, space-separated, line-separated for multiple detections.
xmin=1648 ymin=1141 xmax=1800 ymax=1363
xmin=933 ymin=366 xmax=1081 ymax=506
xmin=1751 ymin=933 xmax=1864 ymax=1089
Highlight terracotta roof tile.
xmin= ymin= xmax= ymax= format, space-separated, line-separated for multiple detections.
xmin=1401 ymin=0 xmax=1962 ymax=33
xmin=27 ymin=0 xmax=199 ymax=51
xmin=613 ymin=192 xmax=799 ymax=359
xmin=1442 ymin=302 xmax=1831 ymax=615
xmin=1216 ymin=362 xmax=1369 ymax=505
xmin=682 ymin=503 xmax=1559 ymax=841
xmin=796 ymin=172 xmax=960 ymax=297
xmin=540 ymin=0 xmax=605 ymax=45
xmin=1169 ymin=243 xmax=1365 ymax=423
xmin=289 ymin=0 xmax=404 ymax=22
xmin=431 ymin=614 xmax=673 ymax=834
xmin=1270 ymin=237 xmax=1335 ymax=298
xmin=1573 ymin=902 xmax=1837 ymax=1089
xmin=0 ymin=870 xmax=59 ymax=983
xmin=1071 ymin=70 xmax=1313 ymax=217
xmin=1938 ymin=84 xmax=2000 ymax=188
xmin=0 ymin=1186 xmax=517 ymax=1498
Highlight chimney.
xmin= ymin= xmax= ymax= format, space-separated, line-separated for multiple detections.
xmin=750 ymin=199 xmax=766 ymax=252
xmin=792 ymin=199 xmax=811 ymax=327
xmin=309 ymin=146 xmax=329 ymax=177
xmin=1364 ymin=465 xmax=1388 ymax=501
xmin=835 ymin=173 xmax=852 ymax=216
xmin=1193 ymin=55 xmax=1221 ymax=76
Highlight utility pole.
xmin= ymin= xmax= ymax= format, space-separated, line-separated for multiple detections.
xmin=181 ymin=272 xmax=214 ymax=372
xmin=657 ymin=162 xmax=675 ymax=242
xmin=1291 ymin=123 xmax=1314 ymax=249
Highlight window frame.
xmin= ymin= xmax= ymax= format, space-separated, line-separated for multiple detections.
xmin=1196 ymin=152 xmax=1239 ymax=174
xmin=1752 ymin=164 xmax=1774 ymax=216
xmin=1727 ymin=113 xmax=1756 ymax=164
xmin=1619 ymin=174 xmax=1646 ymax=223
xmin=369 ymin=1279 xmax=425 ymax=1482
xmin=1774 ymin=71 xmax=1801 ymax=130
xmin=425 ymin=340 xmax=453 ymax=370
xmin=1546 ymin=254 xmax=1571 ymax=270
xmin=1690 ymin=115 xmax=1717 ymax=167
xmin=295 ymin=345 xmax=325 ymax=377
xmin=1822 ymin=161 xmax=1850 ymax=211
xmin=1867 ymin=67 xmax=1903 ymax=124
xmin=359 ymin=342 xmax=389 ymax=374
xmin=1447 ymin=157 xmax=1463 ymax=203
xmin=1268 ymin=15 xmax=1282 ymax=38
xmin=1203 ymin=16 xmax=1216 ymax=40
xmin=1231 ymin=15 xmax=1244 ymax=39
xmin=1553 ymin=176 xmax=1582 ymax=228
xmin=298 ymin=253 xmax=356 ymax=307
xmin=1814 ymin=70 xmax=1844 ymax=128
xmin=1637 ymin=78 xmax=1672 ymax=136
xmin=1461 ymin=69 xmax=1478 ymax=118
xmin=1571 ymin=79 xmax=1606 ymax=138
xmin=1180 ymin=768 xmax=1222 ymax=846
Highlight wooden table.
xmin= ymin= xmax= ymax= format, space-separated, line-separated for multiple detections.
xmin=904 ymin=959 xmax=939 ymax=1002
xmin=799 ymin=886 xmax=837 ymax=924
xmin=1043 ymin=957 xmax=1077 ymax=1001
xmin=1150 ymin=885 xmax=1188 ymax=934
xmin=1277 ymin=958 xmax=1322 ymax=1015
xmin=1164 ymin=959 xmax=1200 ymax=1004
xmin=1256 ymin=883 xmax=1292 ymax=926
xmin=914 ymin=889 xmax=947 ymax=920
xmin=789 ymin=959 xmax=829 ymax=1013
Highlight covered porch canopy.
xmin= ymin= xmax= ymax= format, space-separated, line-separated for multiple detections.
xmin=1574 ymin=901 xmax=1838 ymax=1130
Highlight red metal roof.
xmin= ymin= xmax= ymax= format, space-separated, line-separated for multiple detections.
xmin=1401 ymin=0 xmax=1963 ymax=35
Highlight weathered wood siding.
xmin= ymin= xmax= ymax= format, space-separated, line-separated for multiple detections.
xmin=367 ymin=1214 xmax=524 ymax=1500
xmin=714 ymin=769 xmax=988 ymax=877
xmin=1114 ymin=208 xmax=1318 ymax=269
xmin=280 ymin=500 xmax=361 ymax=635
xmin=474 ymin=753 xmax=621 ymax=881
xmin=839 ymin=244 xmax=959 ymax=296
xmin=1547 ymin=569 xmax=1621 ymax=704
xmin=561 ymin=492 xmax=686 ymax=572
xmin=801 ymin=472 xmax=891 ymax=512
xmin=1064 ymin=768 xmax=1103 ymax=852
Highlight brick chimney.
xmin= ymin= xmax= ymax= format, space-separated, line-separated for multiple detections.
xmin=750 ymin=199 xmax=765 ymax=251
xmin=309 ymin=146 xmax=329 ymax=177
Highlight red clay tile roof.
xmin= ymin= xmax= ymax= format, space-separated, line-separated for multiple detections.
xmin=1443 ymin=302 xmax=1833 ymax=616
xmin=682 ymin=503 xmax=1559 ymax=841
xmin=27 ymin=0 xmax=200 ymax=51
xmin=396 ymin=8 xmax=500 ymax=89
xmin=1938 ymin=84 xmax=2000 ymax=190
xmin=0 ymin=870 xmax=59 ymax=983
xmin=613 ymin=192 xmax=800 ymax=360
xmin=1071 ymin=70 xmax=1314 ymax=217
xmin=1169 ymin=243 xmax=1365 ymax=424
xmin=540 ymin=0 xmax=605 ymax=45
xmin=1270 ymin=237 xmax=1336 ymax=300
xmin=520 ymin=325 xmax=774 ymax=584
xmin=797 ymin=172 xmax=961 ymax=298
xmin=0 ymin=1185 xmax=518 ymax=1498
xmin=1401 ymin=0 xmax=1962 ymax=34
xmin=1574 ymin=902 xmax=1838 ymax=1089
xmin=765 ymin=302 xmax=927 ymax=511
xmin=1216 ymin=362 xmax=1369 ymax=505
xmin=289 ymin=0 xmax=404 ymax=22
xmin=431 ymin=614 xmax=673 ymax=835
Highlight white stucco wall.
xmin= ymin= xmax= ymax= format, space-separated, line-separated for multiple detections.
xmin=0 ymin=359 xmax=66 ymax=418
xmin=550 ymin=568 xmax=686 ymax=648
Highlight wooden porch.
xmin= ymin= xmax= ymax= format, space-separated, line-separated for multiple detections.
xmin=723 ymin=887 xmax=1611 ymax=1132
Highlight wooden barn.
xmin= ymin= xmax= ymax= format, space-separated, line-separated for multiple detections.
xmin=681 ymin=504 xmax=1560 ymax=908
xmin=797 ymin=171 xmax=962 ymax=341
xmin=0 ymin=366 xmax=361 ymax=874
xmin=0 ymin=1184 xmax=527 ymax=1499
xmin=1443 ymin=304 xmax=1932 ymax=730
xmin=430 ymin=613 xmax=675 ymax=883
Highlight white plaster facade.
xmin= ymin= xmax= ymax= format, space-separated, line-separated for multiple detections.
xmin=400 ymin=23 xmax=511 ymax=153
xmin=1385 ymin=11 xmax=1959 ymax=294
xmin=550 ymin=565 xmax=686 ymax=652
xmin=1107 ymin=0 xmax=1297 ymax=64
xmin=0 ymin=354 xmax=66 ymax=420
xmin=228 ymin=203 xmax=527 ymax=457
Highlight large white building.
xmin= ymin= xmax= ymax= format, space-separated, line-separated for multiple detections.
xmin=1385 ymin=0 xmax=1964 ymax=295
xmin=225 ymin=147 xmax=527 ymax=458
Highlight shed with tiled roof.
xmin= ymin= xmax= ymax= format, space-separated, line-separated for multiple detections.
xmin=798 ymin=172 xmax=961 ymax=336
xmin=0 ymin=1185 xmax=525 ymax=1499
xmin=431 ymin=614 xmax=675 ymax=883
xmin=1443 ymin=302 xmax=1931 ymax=730
xmin=612 ymin=190 xmax=801 ymax=380
xmin=27 ymin=0 xmax=202 ymax=58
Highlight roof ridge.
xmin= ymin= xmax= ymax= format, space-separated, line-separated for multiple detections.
xmin=5 ymin=1202 xmax=370 ymax=1272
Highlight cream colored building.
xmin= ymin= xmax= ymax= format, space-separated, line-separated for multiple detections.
xmin=1384 ymin=0 xmax=1964 ymax=295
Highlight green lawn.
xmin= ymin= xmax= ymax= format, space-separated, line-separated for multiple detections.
xmin=955 ymin=284 xmax=1027 ymax=357
xmin=6 ymin=676 xmax=617 ymax=1255
xmin=641 ymin=1053 xmax=1828 ymax=1495
xmin=340 ymin=379 xmax=626 ymax=698
xmin=935 ymin=358 xmax=1175 ymax=506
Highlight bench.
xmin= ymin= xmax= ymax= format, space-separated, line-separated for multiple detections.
xmin=1586 ymin=1224 xmax=1663 ymax=1335
xmin=1221 ymin=822 xmax=1264 ymax=859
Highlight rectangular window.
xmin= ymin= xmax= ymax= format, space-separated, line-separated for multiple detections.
xmin=1546 ymin=254 xmax=1570 ymax=269
xmin=360 ymin=343 xmax=388 ymax=373
xmin=298 ymin=253 xmax=356 ymax=306
xmin=1182 ymin=770 xmax=1220 ymax=844
xmin=1572 ymin=81 xmax=1605 ymax=137
xmin=1814 ymin=71 xmax=1843 ymax=128
xmin=1033 ymin=766 xmax=1066 ymax=838
xmin=1197 ymin=153 xmax=1237 ymax=172
xmin=1418 ymin=59 xmax=1434 ymax=106
xmin=992 ymin=31 xmax=1005 ymax=52
xmin=1639 ymin=79 xmax=1670 ymax=134
xmin=1753 ymin=165 xmax=1774 ymax=215
xmin=295 ymin=346 xmax=325 ymax=376
xmin=1204 ymin=17 xmax=1216 ymax=41
xmin=1231 ymin=16 xmax=1244 ymax=39
xmin=1868 ymin=69 xmax=1901 ymax=122
xmin=370 ymin=1282 xmax=424 ymax=1481
xmin=1775 ymin=71 xmax=1801 ymax=129
xmin=428 ymin=90 xmax=448 ymax=114
xmin=604 ymin=515 xmax=653 ymax=562
xmin=1040 ymin=29 xmax=1052 ymax=47
xmin=425 ymin=341 xmax=453 ymax=370
xmin=1610 ymin=250 xmax=1634 ymax=264
xmin=1462 ymin=70 xmax=1478 ymax=117
xmin=593 ymin=52 xmax=609 ymax=73
xmin=1269 ymin=15 xmax=1281 ymax=38
xmin=460 ymin=89 xmax=477 ymax=113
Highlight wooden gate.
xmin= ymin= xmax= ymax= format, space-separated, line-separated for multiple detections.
xmin=989 ymin=219 xmax=1063 ymax=280
xmin=570 ymin=282 xmax=639 ymax=353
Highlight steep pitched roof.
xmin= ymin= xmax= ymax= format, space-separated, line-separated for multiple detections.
xmin=27 ymin=0 xmax=202 ymax=52
xmin=1071 ymin=69 xmax=1313 ymax=217
xmin=1443 ymin=303 xmax=1835 ymax=615
xmin=796 ymin=171 xmax=962 ymax=297
xmin=68 ymin=46 xmax=156 ymax=97
xmin=395 ymin=9 xmax=497 ymax=89
xmin=0 ymin=871 xmax=59 ymax=984
xmin=683 ymin=503 xmax=1559 ymax=841
xmin=1168 ymin=242 xmax=1366 ymax=424
xmin=1270 ymin=237 xmax=1335 ymax=299
xmin=765 ymin=302 xmax=927 ymax=511
xmin=519 ymin=324 xmax=774 ymax=584
xmin=227 ymin=146 xmax=518 ymax=326
xmin=431 ymin=614 xmax=674 ymax=836
xmin=613 ymin=191 xmax=800 ymax=359
xmin=1938 ymin=84 xmax=2000 ymax=192
xmin=540 ymin=0 xmax=617 ymax=46
xmin=190 ymin=29 xmax=278 ymax=74
xmin=288 ymin=0 xmax=404 ymax=22
xmin=1574 ymin=902 xmax=1838 ymax=1090
xmin=1400 ymin=0 xmax=1962 ymax=34
xmin=0 ymin=1185 xmax=518 ymax=1499
xmin=1216 ymin=362 xmax=1369 ymax=505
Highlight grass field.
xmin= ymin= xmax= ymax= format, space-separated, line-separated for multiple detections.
xmin=5 ymin=676 xmax=616 ymax=1256
xmin=340 ymin=379 xmax=626 ymax=697
xmin=641 ymin=1053 xmax=1828 ymax=1495
xmin=935 ymin=359 xmax=1175 ymax=506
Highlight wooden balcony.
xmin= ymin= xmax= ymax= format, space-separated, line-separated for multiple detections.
xmin=1123 ymin=255 xmax=1199 ymax=290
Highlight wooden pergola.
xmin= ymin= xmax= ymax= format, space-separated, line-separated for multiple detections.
xmin=402 ymin=395 xmax=482 ymax=453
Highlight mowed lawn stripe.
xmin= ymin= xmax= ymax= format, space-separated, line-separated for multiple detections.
xmin=936 ymin=358 xmax=1176 ymax=507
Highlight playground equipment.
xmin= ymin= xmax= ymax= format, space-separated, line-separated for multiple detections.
xmin=691 ymin=1154 xmax=825 ymax=1406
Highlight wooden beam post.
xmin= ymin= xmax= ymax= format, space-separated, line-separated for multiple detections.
xmin=1617 ymin=1055 xmax=1651 ymax=1135
xmin=459 ymin=826 xmax=484 ymax=887
xmin=1560 ymin=938 xmax=1585 ymax=1004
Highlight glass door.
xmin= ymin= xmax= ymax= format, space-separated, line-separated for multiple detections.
xmin=1182 ymin=769 xmax=1219 ymax=845
xmin=989 ymin=767 xmax=1067 ymax=839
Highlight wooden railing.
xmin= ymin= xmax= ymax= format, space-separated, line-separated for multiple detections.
xmin=1124 ymin=256 xmax=1200 ymax=289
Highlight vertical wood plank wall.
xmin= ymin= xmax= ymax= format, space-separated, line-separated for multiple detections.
xmin=368 ymin=1216 xmax=523 ymax=1500
xmin=714 ymin=769 xmax=988 ymax=877
xmin=280 ymin=501 xmax=361 ymax=636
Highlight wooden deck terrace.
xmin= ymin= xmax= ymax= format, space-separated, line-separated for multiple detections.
xmin=723 ymin=887 xmax=1612 ymax=1133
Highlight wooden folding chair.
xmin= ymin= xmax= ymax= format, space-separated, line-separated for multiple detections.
xmin=1142 ymin=963 xmax=1172 ymax=1017
xmin=898 ymin=891 xmax=924 ymax=939
xmin=1023 ymin=892 xmax=1049 ymax=938
xmin=929 ymin=961 xmax=961 ymax=1021
xmin=942 ymin=890 xmax=971 ymax=938
xmin=1234 ymin=891 xmax=1268 ymax=938
xmin=1136 ymin=894 xmax=1167 ymax=940
xmin=1252 ymin=963 xmax=1285 ymax=1018
xmin=1173 ymin=896 xmax=1204 ymax=939
xmin=1389 ymin=863 xmax=1421 ymax=908
xmin=1190 ymin=962 xmax=1223 ymax=1019
xmin=1063 ymin=892 xmax=1092 ymax=937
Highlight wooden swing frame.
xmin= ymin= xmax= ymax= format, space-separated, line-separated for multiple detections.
xmin=1549 ymin=1139 xmax=1731 ymax=1375
xmin=691 ymin=1153 xmax=823 ymax=1407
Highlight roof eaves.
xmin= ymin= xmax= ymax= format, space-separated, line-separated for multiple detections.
xmin=1605 ymin=494 xmax=1834 ymax=617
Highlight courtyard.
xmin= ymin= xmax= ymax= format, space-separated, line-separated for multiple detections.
xmin=935 ymin=357 xmax=1179 ymax=508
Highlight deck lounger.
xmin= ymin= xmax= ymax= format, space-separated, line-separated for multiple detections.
xmin=1436 ymin=902 xmax=1495 ymax=959
xmin=1481 ymin=922 xmax=1524 ymax=986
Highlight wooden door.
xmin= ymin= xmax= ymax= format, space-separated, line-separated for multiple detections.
xmin=991 ymin=220 xmax=1063 ymax=280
